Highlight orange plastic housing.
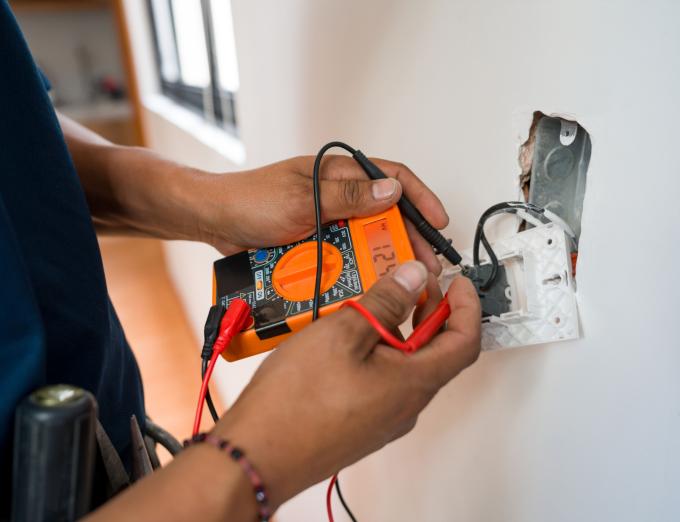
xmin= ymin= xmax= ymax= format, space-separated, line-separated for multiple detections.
xmin=212 ymin=205 xmax=416 ymax=361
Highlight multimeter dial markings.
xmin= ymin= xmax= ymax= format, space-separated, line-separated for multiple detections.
xmin=218 ymin=221 xmax=364 ymax=338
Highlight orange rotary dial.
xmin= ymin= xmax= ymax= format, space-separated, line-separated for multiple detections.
xmin=272 ymin=242 xmax=343 ymax=301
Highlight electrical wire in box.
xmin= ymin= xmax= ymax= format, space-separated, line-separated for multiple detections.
xmin=466 ymin=201 xmax=576 ymax=291
xmin=445 ymin=201 xmax=580 ymax=349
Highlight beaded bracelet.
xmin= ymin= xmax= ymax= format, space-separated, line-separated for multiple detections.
xmin=183 ymin=433 xmax=272 ymax=522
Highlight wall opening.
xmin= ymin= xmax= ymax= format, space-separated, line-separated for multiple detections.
xmin=518 ymin=112 xmax=591 ymax=276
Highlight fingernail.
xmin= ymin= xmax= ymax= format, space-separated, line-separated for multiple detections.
xmin=393 ymin=261 xmax=428 ymax=293
xmin=372 ymin=178 xmax=399 ymax=200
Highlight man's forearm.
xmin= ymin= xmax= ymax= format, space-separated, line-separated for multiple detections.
xmin=58 ymin=113 xmax=213 ymax=241
xmin=85 ymin=444 xmax=260 ymax=522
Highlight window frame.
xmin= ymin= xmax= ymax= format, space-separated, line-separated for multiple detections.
xmin=146 ymin=0 xmax=238 ymax=134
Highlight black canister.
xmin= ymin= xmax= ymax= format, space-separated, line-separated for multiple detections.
xmin=12 ymin=385 xmax=97 ymax=522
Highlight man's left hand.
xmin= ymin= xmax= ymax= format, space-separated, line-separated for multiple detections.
xmin=190 ymin=155 xmax=449 ymax=274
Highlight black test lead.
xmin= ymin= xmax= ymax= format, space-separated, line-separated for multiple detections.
xmin=351 ymin=149 xmax=464 ymax=268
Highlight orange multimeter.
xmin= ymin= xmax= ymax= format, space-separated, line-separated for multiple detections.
xmin=212 ymin=205 xmax=417 ymax=361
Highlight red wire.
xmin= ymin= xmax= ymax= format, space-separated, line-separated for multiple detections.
xmin=345 ymin=300 xmax=410 ymax=351
xmin=326 ymin=473 xmax=338 ymax=522
xmin=193 ymin=298 xmax=252 ymax=437
xmin=342 ymin=295 xmax=450 ymax=353
xmin=193 ymin=296 xmax=449 ymax=520
xmin=193 ymin=350 xmax=220 ymax=436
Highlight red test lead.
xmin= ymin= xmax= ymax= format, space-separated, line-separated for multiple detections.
xmin=342 ymin=294 xmax=451 ymax=353
xmin=212 ymin=299 xmax=252 ymax=354
xmin=193 ymin=298 xmax=251 ymax=436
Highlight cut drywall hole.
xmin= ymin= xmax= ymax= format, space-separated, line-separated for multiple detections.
xmin=438 ymin=113 xmax=587 ymax=351
xmin=518 ymin=112 xmax=544 ymax=201
xmin=519 ymin=112 xmax=591 ymax=276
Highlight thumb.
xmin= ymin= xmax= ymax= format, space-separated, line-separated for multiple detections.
xmin=339 ymin=261 xmax=428 ymax=354
xmin=410 ymin=275 xmax=482 ymax=387
xmin=320 ymin=178 xmax=402 ymax=221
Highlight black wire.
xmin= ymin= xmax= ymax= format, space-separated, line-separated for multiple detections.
xmin=145 ymin=417 xmax=183 ymax=456
xmin=200 ymin=302 xmax=227 ymax=423
xmin=473 ymin=201 xmax=547 ymax=290
xmin=335 ymin=478 xmax=358 ymax=522
xmin=478 ymin=230 xmax=499 ymax=291
xmin=312 ymin=142 xmax=359 ymax=522
xmin=202 ymin=358 xmax=220 ymax=423
xmin=312 ymin=141 xmax=356 ymax=320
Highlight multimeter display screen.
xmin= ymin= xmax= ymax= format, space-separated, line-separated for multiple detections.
xmin=364 ymin=218 xmax=398 ymax=278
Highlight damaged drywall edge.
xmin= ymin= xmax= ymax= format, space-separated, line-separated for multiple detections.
xmin=513 ymin=108 xmax=596 ymax=187
xmin=512 ymin=108 xmax=597 ymax=301
xmin=518 ymin=111 xmax=544 ymax=200
xmin=512 ymin=106 xmax=600 ymax=149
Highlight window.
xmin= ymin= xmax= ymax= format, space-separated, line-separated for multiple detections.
xmin=147 ymin=0 xmax=239 ymax=132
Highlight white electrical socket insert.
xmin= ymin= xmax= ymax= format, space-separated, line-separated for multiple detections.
xmin=439 ymin=223 xmax=579 ymax=351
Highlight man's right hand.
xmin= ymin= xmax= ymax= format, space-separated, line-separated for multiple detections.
xmin=86 ymin=261 xmax=481 ymax=522
xmin=214 ymin=260 xmax=482 ymax=508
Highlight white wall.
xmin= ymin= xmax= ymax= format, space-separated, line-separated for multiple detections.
xmin=124 ymin=1 xmax=680 ymax=520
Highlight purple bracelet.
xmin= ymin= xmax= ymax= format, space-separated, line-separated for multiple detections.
xmin=184 ymin=433 xmax=272 ymax=521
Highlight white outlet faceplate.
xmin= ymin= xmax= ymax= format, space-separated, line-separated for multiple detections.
xmin=439 ymin=223 xmax=579 ymax=351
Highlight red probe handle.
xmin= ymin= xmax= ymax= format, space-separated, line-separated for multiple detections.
xmin=342 ymin=295 xmax=450 ymax=353
xmin=406 ymin=294 xmax=451 ymax=350
xmin=212 ymin=298 xmax=252 ymax=354
xmin=193 ymin=298 xmax=252 ymax=436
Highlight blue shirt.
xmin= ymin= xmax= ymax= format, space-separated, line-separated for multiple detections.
xmin=0 ymin=1 xmax=145 ymax=508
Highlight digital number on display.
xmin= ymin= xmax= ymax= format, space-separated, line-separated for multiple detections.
xmin=363 ymin=218 xmax=398 ymax=278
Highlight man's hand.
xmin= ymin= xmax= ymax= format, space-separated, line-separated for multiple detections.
xmin=212 ymin=261 xmax=481 ymax=507
xmin=191 ymin=155 xmax=449 ymax=274
xmin=59 ymin=116 xmax=449 ymax=275
xmin=86 ymin=263 xmax=480 ymax=522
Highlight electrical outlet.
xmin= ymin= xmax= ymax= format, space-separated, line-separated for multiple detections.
xmin=440 ymin=223 xmax=579 ymax=351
